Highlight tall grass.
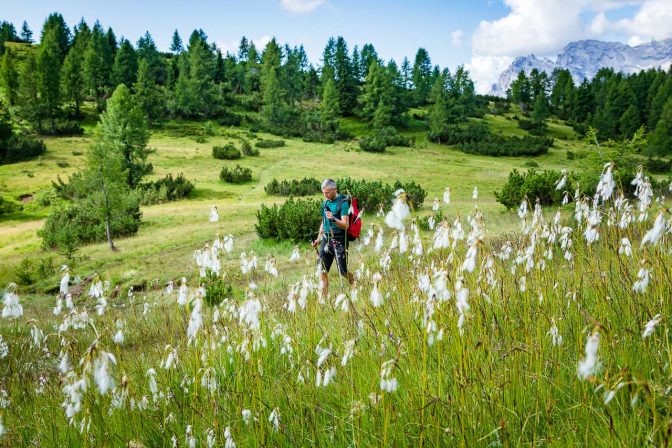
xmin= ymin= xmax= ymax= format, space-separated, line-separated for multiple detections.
xmin=1 ymin=168 xmax=671 ymax=446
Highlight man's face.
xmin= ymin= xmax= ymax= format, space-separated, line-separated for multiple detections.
xmin=322 ymin=186 xmax=337 ymax=200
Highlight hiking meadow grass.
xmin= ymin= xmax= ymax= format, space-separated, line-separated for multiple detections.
xmin=2 ymin=117 xmax=671 ymax=446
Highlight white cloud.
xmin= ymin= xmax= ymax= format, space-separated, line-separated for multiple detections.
xmin=450 ymin=30 xmax=464 ymax=47
xmin=468 ymin=0 xmax=672 ymax=93
xmin=280 ymin=0 xmax=326 ymax=14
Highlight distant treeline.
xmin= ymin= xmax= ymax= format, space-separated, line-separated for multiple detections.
xmin=508 ymin=66 xmax=672 ymax=155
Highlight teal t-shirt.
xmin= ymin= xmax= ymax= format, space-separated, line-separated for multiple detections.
xmin=322 ymin=194 xmax=349 ymax=236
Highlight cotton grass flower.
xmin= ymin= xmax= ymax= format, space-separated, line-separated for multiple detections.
xmin=242 ymin=409 xmax=252 ymax=425
xmin=619 ymin=238 xmax=632 ymax=257
xmin=209 ymin=205 xmax=219 ymax=223
xmin=94 ymin=351 xmax=117 ymax=395
xmin=472 ymin=187 xmax=478 ymax=199
xmin=223 ymin=234 xmax=234 ymax=253
xmin=60 ymin=265 xmax=70 ymax=296
xmin=2 ymin=283 xmax=22 ymax=319
xmin=380 ymin=359 xmax=398 ymax=393
xmin=547 ymin=319 xmax=563 ymax=346
xmin=443 ymin=187 xmax=451 ymax=204
xmin=269 ymin=408 xmax=280 ymax=431
xmin=555 ymin=169 xmax=567 ymax=190
xmin=641 ymin=211 xmax=666 ymax=247
xmin=642 ymin=314 xmax=662 ymax=339
xmin=432 ymin=198 xmax=439 ymax=211
xmin=370 ymin=273 xmax=383 ymax=307
xmin=632 ymin=264 xmax=650 ymax=293
xmin=577 ymin=331 xmax=601 ymax=380
xmin=290 ymin=246 xmax=301 ymax=261
xmin=385 ymin=190 xmax=410 ymax=230
xmin=224 ymin=426 xmax=236 ymax=448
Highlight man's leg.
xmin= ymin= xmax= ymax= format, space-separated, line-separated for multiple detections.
xmin=321 ymin=272 xmax=329 ymax=297
xmin=319 ymin=238 xmax=333 ymax=297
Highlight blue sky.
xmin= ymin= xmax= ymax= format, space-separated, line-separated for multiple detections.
xmin=2 ymin=0 xmax=671 ymax=92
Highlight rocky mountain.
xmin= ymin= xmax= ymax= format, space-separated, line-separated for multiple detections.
xmin=489 ymin=38 xmax=672 ymax=96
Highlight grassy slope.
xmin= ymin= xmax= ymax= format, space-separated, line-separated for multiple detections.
xmin=0 ymin=113 xmax=590 ymax=289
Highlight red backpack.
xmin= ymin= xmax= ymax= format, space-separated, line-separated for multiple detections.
xmin=337 ymin=194 xmax=363 ymax=242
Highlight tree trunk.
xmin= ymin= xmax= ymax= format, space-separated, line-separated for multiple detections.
xmin=99 ymin=164 xmax=118 ymax=252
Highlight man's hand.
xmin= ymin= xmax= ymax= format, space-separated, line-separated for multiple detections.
xmin=311 ymin=239 xmax=319 ymax=248
xmin=325 ymin=210 xmax=335 ymax=221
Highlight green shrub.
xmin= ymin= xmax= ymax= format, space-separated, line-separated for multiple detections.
xmin=240 ymin=139 xmax=259 ymax=156
xmin=212 ymin=143 xmax=242 ymax=160
xmin=518 ymin=118 xmax=546 ymax=135
xmin=431 ymin=122 xmax=552 ymax=156
xmin=256 ymin=198 xmax=322 ymax=242
xmin=40 ymin=119 xmax=84 ymax=136
xmin=359 ymin=133 xmax=387 ymax=152
xmin=138 ymin=173 xmax=194 ymax=204
xmin=336 ymin=178 xmax=427 ymax=211
xmin=524 ymin=160 xmax=539 ymax=167
xmin=359 ymin=127 xmax=412 ymax=153
xmin=265 ymin=178 xmax=321 ymax=196
xmin=255 ymin=139 xmax=286 ymax=148
xmin=220 ymin=165 xmax=252 ymax=183
xmin=495 ymin=169 xmax=567 ymax=209
xmin=14 ymin=256 xmax=55 ymax=286
xmin=566 ymin=150 xmax=588 ymax=160
xmin=219 ymin=111 xmax=243 ymax=127
xmin=203 ymin=271 xmax=234 ymax=307
xmin=35 ymin=188 xmax=57 ymax=207
xmin=57 ymin=160 xmax=69 ymax=168
xmin=40 ymin=201 xmax=141 ymax=250
xmin=418 ymin=211 xmax=444 ymax=231
xmin=0 ymin=195 xmax=23 ymax=215
xmin=203 ymin=120 xmax=216 ymax=136
xmin=646 ymin=158 xmax=671 ymax=173
xmin=1 ymin=135 xmax=47 ymax=164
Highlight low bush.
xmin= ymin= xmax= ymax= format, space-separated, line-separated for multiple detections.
xmin=240 ymin=139 xmax=259 ymax=156
xmin=418 ymin=210 xmax=444 ymax=231
xmin=359 ymin=127 xmax=413 ymax=153
xmin=495 ymin=169 xmax=568 ymax=209
xmin=212 ymin=143 xmax=241 ymax=160
xmin=256 ymin=198 xmax=322 ymax=242
xmin=337 ymin=178 xmax=427 ymax=211
xmin=219 ymin=111 xmax=243 ymax=127
xmin=15 ymin=256 xmax=55 ymax=286
xmin=431 ymin=122 xmax=553 ymax=156
xmin=0 ymin=195 xmax=23 ymax=215
xmin=1 ymin=135 xmax=47 ymax=164
xmin=255 ymin=139 xmax=286 ymax=149
xmin=202 ymin=271 xmax=234 ymax=307
xmin=646 ymin=158 xmax=671 ymax=173
xmin=220 ymin=165 xmax=252 ymax=183
xmin=138 ymin=173 xmax=194 ymax=205
xmin=41 ymin=119 xmax=84 ymax=136
xmin=265 ymin=178 xmax=321 ymax=196
xmin=567 ymin=150 xmax=588 ymax=160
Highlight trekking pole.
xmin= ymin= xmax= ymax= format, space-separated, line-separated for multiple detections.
xmin=324 ymin=203 xmax=345 ymax=291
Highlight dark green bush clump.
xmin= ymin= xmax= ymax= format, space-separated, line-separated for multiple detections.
xmin=265 ymin=178 xmax=321 ymax=196
xmin=203 ymin=271 xmax=234 ymax=306
xmin=0 ymin=195 xmax=23 ymax=215
xmin=359 ymin=127 xmax=412 ymax=153
xmin=1 ymin=135 xmax=47 ymax=163
xmin=41 ymin=119 xmax=84 ymax=136
xmin=138 ymin=173 xmax=194 ymax=204
xmin=39 ymin=201 xmax=141 ymax=250
xmin=255 ymin=139 xmax=285 ymax=148
xmin=495 ymin=169 xmax=567 ymax=209
xmin=212 ymin=143 xmax=241 ymax=160
xmin=336 ymin=178 xmax=426 ymax=211
xmin=240 ymin=139 xmax=259 ymax=156
xmin=256 ymin=198 xmax=322 ymax=242
xmin=418 ymin=211 xmax=444 ymax=231
xmin=646 ymin=158 xmax=671 ymax=173
xmin=220 ymin=165 xmax=252 ymax=183
xmin=15 ymin=256 xmax=55 ymax=286
xmin=431 ymin=122 xmax=553 ymax=156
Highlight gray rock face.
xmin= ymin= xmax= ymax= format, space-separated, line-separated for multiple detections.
xmin=489 ymin=38 xmax=672 ymax=96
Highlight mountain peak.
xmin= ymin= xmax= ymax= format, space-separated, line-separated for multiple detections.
xmin=489 ymin=39 xmax=672 ymax=96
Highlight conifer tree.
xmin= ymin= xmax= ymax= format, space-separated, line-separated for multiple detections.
xmin=37 ymin=28 xmax=62 ymax=132
xmin=20 ymin=21 xmax=32 ymax=43
xmin=112 ymin=38 xmax=138 ymax=88
xmin=170 ymin=30 xmax=183 ymax=54
xmin=0 ymin=52 xmax=18 ymax=106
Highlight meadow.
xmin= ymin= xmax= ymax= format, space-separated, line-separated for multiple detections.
xmin=3 ymin=115 xmax=671 ymax=446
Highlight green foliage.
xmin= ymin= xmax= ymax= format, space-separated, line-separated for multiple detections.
xmin=39 ymin=200 xmax=141 ymax=250
xmin=202 ymin=271 xmax=234 ymax=307
xmin=240 ymin=139 xmax=259 ymax=156
xmin=212 ymin=143 xmax=241 ymax=160
xmin=495 ymin=169 xmax=566 ymax=209
xmin=264 ymin=177 xmax=320 ymax=196
xmin=418 ymin=210 xmax=444 ymax=231
xmin=359 ymin=126 xmax=412 ymax=153
xmin=336 ymin=177 xmax=426 ymax=211
xmin=0 ymin=195 xmax=23 ymax=215
xmin=255 ymin=197 xmax=322 ymax=242
xmin=14 ymin=256 xmax=55 ymax=286
xmin=138 ymin=173 xmax=194 ymax=204
xmin=434 ymin=122 xmax=553 ymax=156
xmin=645 ymin=158 xmax=671 ymax=173
xmin=1 ymin=135 xmax=47 ymax=163
xmin=220 ymin=165 xmax=252 ymax=183
xmin=255 ymin=139 xmax=285 ymax=148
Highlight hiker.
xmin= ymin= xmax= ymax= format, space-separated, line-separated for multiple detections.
xmin=312 ymin=178 xmax=355 ymax=295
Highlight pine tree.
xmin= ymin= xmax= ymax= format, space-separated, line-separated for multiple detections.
xmin=320 ymin=77 xmax=340 ymax=128
xmin=106 ymin=27 xmax=118 ymax=56
xmin=550 ymin=69 xmax=574 ymax=119
xmin=412 ymin=48 xmax=432 ymax=105
xmin=649 ymin=97 xmax=672 ymax=156
xmin=61 ymin=43 xmax=85 ymax=116
xmin=333 ymin=37 xmax=357 ymax=115
xmin=510 ymin=70 xmax=531 ymax=112
xmin=321 ymin=37 xmax=336 ymax=84
xmin=618 ymin=104 xmax=640 ymax=139
xmin=20 ymin=21 xmax=33 ymax=43
xmin=83 ymin=25 xmax=112 ymax=111
xmin=137 ymin=31 xmax=165 ymax=84
xmin=531 ymin=90 xmax=550 ymax=128
xmin=174 ymin=30 xmax=220 ymax=117
xmin=97 ymin=84 xmax=150 ymax=188
xmin=359 ymin=60 xmax=393 ymax=127
xmin=40 ymin=13 xmax=71 ymax=61
xmin=0 ymin=52 xmax=18 ymax=106
xmin=244 ymin=42 xmax=260 ymax=94
xmin=17 ymin=53 xmax=42 ymax=131
xmin=37 ymin=27 xmax=62 ymax=133
xmin=170 ymin=30 xmax=183 ymax=54
xmin=359 ymin=44 xmax=378 ymax=80
xmin=134 ymin=58 xmax=163 ymax=125
xmin=112 ymin=38 xmax=138 ymax=88
xmin=427 ymin=74 xmax=449 ymax=142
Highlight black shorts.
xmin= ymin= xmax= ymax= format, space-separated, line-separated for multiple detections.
xmin=318 ymin=235 xmax=348 ymax=275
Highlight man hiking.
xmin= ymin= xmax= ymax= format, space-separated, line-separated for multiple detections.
xmin=312 ymin=178 xmax=354 ymax=296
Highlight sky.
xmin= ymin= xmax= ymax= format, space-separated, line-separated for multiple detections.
xmin=2 ymin=0 xmax=671 ymax=93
